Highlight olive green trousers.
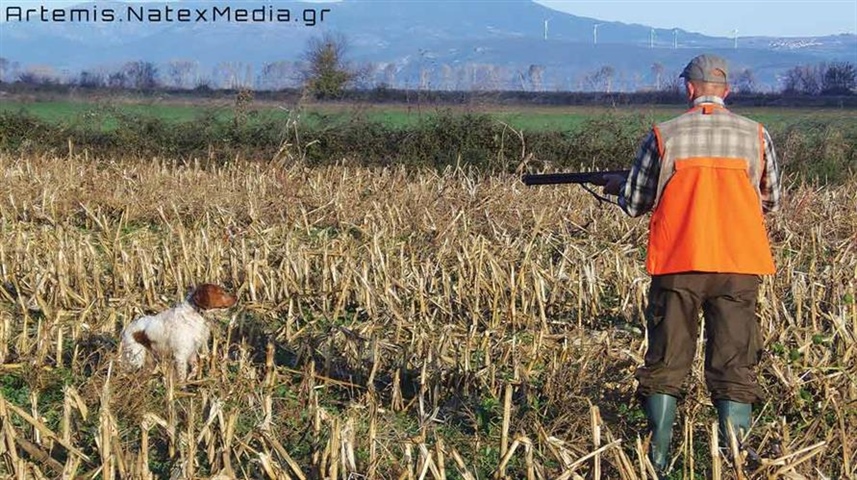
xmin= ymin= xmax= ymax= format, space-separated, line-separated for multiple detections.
xmin=636 ymin=272 xmax=764 ymax=404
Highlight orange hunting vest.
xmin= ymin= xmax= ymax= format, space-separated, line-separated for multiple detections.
xmin=645 ymin=104 xmax=775 ymax=275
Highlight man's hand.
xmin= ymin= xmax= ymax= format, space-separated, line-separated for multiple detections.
xmin=602 ymin=174 xmax=626 ymax=196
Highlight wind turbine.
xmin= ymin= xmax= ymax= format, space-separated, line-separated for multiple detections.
xmin=544 ymin=18 xmax=551 ymax=40
xmin=593 ymin=23 xmax=602 ymax=45
xmin=650 ymin=28 xmax=655 ymax=48
xmin=732 ymin=28 xmax=739 ymax=49
xmin=673 ymin=29 xmax=678 ymax=49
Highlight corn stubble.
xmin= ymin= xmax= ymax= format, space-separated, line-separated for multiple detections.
xmin=0 ymin=153 xmax=854 ymax=479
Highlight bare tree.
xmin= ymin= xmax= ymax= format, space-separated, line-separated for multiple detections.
xmin=440 ymin=64 xmax=454 ymax=91
xmin=0 ymin=57 xmax=8 ymax=83
xmin=455 ymin=65 xmax=468 ymax=90
xmin=470 ymin=63 xmax=502 ymax=91
xmin=783 ymin=64 xmax=823 ymax=95
xmin=662 ymin=73 xmax=683 ymax=94
xmin=486 ymin=65 xmax=507 ymax=90
xmin=212 ymin=62 xmax=253 ymax=89
xmin=259 ymin=61 xmax=301 ymax=90
xmin=381 ymin=63 xmax=398 ymax=88
xmin=651 ymin=62 xmax=664 ymax=90
xmin=194 ymin=77 xmax=213 ymax=92
xmin=419 ymin=67 xmax=431 ymax=90
xmin=17 ymin=65 xmax=58 ymax=85
xmin=78 ymin=70 xmax=105 ymax=88
xmin=527 ymin=64 xmax=545 ymax=92
xmin=586 ymin=65 xmax=615 ymax=92
xmin=108 ymin=71 xmax=127 ymax=89
xmin=0 ymin=59 xmax=21 ymax=84
xmin=600 ymin=65 xmax=616 ymax=93
xmin=821 ymin=61 xmax=856 ymax=95
xmin=167 ymin=60 xmax=198 ymax=89
xmin=417 ymin=48 xmax=435 ymax=91
xmin=122 ymin=61 xmax=159 ymax=90
xmin=734 ymin=68 xmax=757 ymax=94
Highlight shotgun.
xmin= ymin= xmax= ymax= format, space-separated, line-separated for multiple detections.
xmin=521 ymin=170 xmax=630 ymax=186
xmin=521 ymin=169 xmax=631 ymax=203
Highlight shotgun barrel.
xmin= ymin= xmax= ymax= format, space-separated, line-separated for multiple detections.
xmin=521 ymin=169 xmax=630 ymax=186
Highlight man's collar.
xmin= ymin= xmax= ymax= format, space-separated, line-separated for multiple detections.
xmin=692 ymin=96 xmax=725 ymax=107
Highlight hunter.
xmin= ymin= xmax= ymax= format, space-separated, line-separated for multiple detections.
xmin=603 ymin=54 xmax=781 ymax=476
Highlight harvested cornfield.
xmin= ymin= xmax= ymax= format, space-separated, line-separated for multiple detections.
xmin=0 ymin=152 xmax=854 ymax=479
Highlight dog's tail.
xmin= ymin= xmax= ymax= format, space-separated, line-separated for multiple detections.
xmin=120 ymin=319 xmax=150 ymax=369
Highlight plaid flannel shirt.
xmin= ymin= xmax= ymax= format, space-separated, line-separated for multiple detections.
xmin=619 ymin=96 xmax=781 ymax=217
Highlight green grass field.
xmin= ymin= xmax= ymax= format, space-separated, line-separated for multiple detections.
xmin=3 ymin=98 xmax=855 ymax=133
xmin=0 ymin=98 xmax=628 ymax=131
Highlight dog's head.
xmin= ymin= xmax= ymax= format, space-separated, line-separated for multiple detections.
xmin=188 ymin=284 xmax=238 ymax=311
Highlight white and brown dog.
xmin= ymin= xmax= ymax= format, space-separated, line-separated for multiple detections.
xmin=121 ymin=284 xmax=237 ymax=381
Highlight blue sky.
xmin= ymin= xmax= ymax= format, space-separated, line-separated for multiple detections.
xmin=6 ymin=0 xmax=857 ymax=37
xmin=536 ymin=0 xmax=857 ymax=37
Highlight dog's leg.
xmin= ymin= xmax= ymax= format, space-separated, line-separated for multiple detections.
xmin=174 ymin=355 xmax=189 ymax=383
xmin=188 ymin=352 xmax=200 ymax=380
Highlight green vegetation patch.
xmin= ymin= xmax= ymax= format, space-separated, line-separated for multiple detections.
xmin=1 ymin=98 xmax=855 ymax=183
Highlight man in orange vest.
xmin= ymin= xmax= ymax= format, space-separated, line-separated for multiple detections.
xmin=604 ymin=54 xmax=781 ymax=476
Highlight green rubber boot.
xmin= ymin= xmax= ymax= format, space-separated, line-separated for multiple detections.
xmin=643 ymin=394 xmax=678 ymax=476
xmin=715 ymin=400 xmax=752 ymax=448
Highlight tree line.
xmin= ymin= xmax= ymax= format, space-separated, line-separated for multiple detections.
xmin=782 ymin=62 xmax=857 ymax=95
xmin=1 ymin=34 xmax=855 ymax=97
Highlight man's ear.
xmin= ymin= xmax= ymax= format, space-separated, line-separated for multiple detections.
xmin=685 ymin=81 xmax=695 ymax=101
xmin=722 ymin=85 xmax=731 ymax=100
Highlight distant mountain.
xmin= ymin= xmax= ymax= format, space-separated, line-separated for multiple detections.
xmin=1 ymin=0 xmax=855 ymax=91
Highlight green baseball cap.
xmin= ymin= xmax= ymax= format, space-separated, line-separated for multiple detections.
xmin=679 ymin=54 xmax=729 ymax=84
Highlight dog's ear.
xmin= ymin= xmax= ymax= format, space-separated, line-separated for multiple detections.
xmin=190 ymin=284 xmax=238 ymax=310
